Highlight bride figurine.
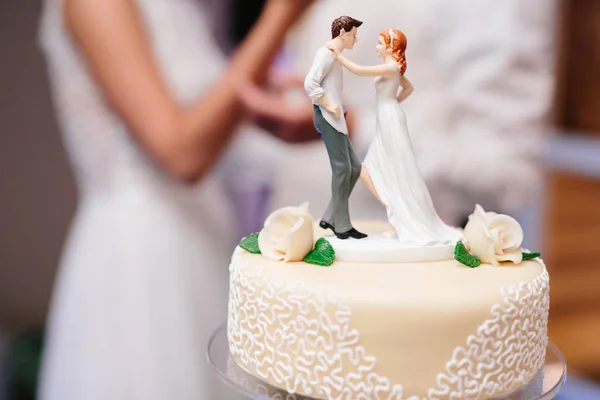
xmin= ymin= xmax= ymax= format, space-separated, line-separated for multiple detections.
xmin=327 ymin=29 xmax=460 ymax=246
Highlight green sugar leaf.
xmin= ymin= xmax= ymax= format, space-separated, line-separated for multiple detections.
xmin=239 ymin=233 xmax=261 ymax=254
xmin=522 ymin=252 xmax=541 ymax=261
xmin=454 ymin=241 xmax=481 ymax=268
xmin=304 ymin=238 xmax=335 ymax=267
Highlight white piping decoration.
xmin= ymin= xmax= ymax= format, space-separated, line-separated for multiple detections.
xmin=428 ymin=268 xmax=549 ymax=399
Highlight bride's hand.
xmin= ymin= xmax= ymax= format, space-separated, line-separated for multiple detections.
xmin=326 ymin=42 xmax=341 ymax=58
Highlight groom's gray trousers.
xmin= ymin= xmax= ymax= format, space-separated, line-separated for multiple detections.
xmin=313 ymin=105 xmax=361 ymax=232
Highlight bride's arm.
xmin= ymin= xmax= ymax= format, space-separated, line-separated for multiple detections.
xmin=336 ymin=54 xmax=393 ymax=77
xmin=396 ymin=75 xmax=414 ymax=103
xmin=63 ymin=0 xmax=311 ymax=183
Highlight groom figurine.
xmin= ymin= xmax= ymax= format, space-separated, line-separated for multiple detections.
xmin=304 ymin=16 xmax=367 ymax=240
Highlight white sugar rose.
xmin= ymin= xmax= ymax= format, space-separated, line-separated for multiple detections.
xmin=463 ymin=204 xmax=524 ymax=265
xmin=258 ymin=202 xmax=315 ymax=262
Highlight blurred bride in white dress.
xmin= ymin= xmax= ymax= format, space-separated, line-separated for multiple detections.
xmin=37 ymin=0 xmax=314 ymax=399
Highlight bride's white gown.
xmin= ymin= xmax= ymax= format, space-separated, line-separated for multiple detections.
xmin=38 ymin=1 xmax=239 ymax=399
xmin=363 ymin=64 xmax=461 ymax=246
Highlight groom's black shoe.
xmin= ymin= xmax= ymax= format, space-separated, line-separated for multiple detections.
xmin=320 ymin=221 xmax=367 ymax=240
xmin=334 ymin=230 xmax=351 ymax=240
xmin=319 ymin=220 xmax=335 ymax=232
xmin=335 ymin=228 xmax=367 ymax=240
xmin=320 ymin=220 xmax=352 ymax=240
xmin=347 ymin=228 xmax=368 ymax=239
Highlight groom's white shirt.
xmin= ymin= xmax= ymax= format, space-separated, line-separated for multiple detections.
xmin=304 ymin=46 xmax=349 ymax=135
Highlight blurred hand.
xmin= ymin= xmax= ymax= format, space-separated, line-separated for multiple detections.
xmin=237 ymin=70 xmax=355 ymax=142
xmin=237 ymin=73 xmax=316 ymax=143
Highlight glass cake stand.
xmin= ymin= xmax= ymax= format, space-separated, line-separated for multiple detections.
xmin=208 ymin=324 xmax=567 ymax=400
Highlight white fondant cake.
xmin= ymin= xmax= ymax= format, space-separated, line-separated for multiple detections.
xmin=227 ymin=219 xmax=550 ymax=400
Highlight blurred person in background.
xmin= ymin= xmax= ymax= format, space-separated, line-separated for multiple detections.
xmin=36 ymin=0 xmax=314 ymax=399
xmin=242 ymin=0 xmax=558 ymax=227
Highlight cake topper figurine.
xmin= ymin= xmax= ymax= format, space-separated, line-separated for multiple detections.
xmin=326 ymin=28 xmax=461 ymax=246
xmin=304 ymin=16 xmax=367 ymax=240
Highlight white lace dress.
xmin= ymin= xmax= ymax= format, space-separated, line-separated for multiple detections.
xmin=37 ymin=1 xmax=239 ymax=399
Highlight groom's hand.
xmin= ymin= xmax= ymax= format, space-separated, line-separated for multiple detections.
xmin=323 ymin=101 xmax=341 ymax=119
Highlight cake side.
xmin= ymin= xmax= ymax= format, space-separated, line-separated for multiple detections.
xmin=227 ymin=249 xmax=549 ymax=400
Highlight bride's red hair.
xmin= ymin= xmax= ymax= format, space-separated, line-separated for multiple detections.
xmin=380 ymin=29 xmax=407 ymax=75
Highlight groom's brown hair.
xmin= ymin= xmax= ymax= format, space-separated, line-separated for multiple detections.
xmin=331 ymin=16 xmax=363 ymax=39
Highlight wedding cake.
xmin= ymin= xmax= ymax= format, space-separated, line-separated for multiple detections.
xmin=227 ymin=17 xmax=549 ymax=399
xmin=226 ymin=204 xmax=549 ymax=400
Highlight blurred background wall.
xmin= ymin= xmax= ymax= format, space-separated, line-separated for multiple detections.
xmin=0 ymin=1 xmax=76 ymax=332
xmin=543 ymin=0 xmax=600 ymax=382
